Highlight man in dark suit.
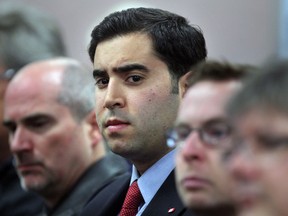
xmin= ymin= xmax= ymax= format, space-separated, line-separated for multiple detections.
xmin=3 ymin=58 xmax=129 ymax=216
xmin=81 ymin=7 xmax=207 ymax=216
xmin=0 ymin=2 xmax=67 ymax=215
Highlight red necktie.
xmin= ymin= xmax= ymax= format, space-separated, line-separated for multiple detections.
xmin=119 ymin=181 xmax=144 ymax=216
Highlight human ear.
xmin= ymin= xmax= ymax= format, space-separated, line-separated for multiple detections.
xmin=86 ymin=111 xmax=102 ymax=148
xmin=178 ymin=71 xmax=192 ymax=98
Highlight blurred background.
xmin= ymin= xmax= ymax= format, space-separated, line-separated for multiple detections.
xmin=1 ymin=0 xmax=286 ymax=67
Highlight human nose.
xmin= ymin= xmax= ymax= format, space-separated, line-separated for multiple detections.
xmin=103 ymin=80 xmax=125 ymax=109
xmin=9 ymin=126 xmax=33 ymax=153
xmin=180 ymin=131 xmax=207 ymax=161
xmin=227 ymin=147 xmax=259 ymax=182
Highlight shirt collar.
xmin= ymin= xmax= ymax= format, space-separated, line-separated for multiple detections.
xmin=130 ymin=149 xmax=176 ymax=204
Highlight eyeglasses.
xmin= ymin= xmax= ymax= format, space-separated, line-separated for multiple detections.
xmin=0 ymin=69 xmax=16 ymax=81
xmin=166 ymin=121 xmax=232 ymax=148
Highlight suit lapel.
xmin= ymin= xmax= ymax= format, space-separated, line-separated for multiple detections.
xmin=81 ymin=173 xmax=130 ymax=216
xmin=141 ymin=170 xmax=188 ymax=216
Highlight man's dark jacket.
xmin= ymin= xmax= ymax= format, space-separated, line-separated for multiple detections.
xmin=0 ymin=158 xmax=44 ymax=216
xmin=80 ymin=170 xmax=196 ymax=216
xmin=42 ymin=153 xmax=130 ymax=216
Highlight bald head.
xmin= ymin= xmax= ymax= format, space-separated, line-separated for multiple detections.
xmin=3 ymin=58 xmax=101 ymax=206
xmin=5 ymin=58 xmax=95 ymax=121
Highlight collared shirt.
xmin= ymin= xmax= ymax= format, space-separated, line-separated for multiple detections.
xmin=129 ymin=149 xmax=176 ymax=216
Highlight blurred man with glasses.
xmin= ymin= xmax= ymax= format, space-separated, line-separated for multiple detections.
xmin=170 ymin=60 xmax=252 ymax=216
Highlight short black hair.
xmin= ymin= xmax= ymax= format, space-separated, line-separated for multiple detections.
xmin=88 ymin=7 xmax=207 ymax=83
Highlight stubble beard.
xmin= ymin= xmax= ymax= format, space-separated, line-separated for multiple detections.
xmin=19 ymin=171 xmax=56 ymax=197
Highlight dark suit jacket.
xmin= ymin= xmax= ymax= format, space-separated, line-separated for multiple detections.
xmin=80 ymin=170 xmax=196 ymax=216
xmin=0 ymin=158 xmax=44 ymax=216
xmin=44 ymin=153 xmax=130 ymax=216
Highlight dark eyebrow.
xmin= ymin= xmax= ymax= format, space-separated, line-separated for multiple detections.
xmin=203 ymin=118 xmax=229 ymax=126
xmin=3 ymin=120 xmax=14 ymax=128
xmin=174 ymin=118 xmax=229 ymax=130
xmin=173 ymin=123 xmax=190 ymax=130
xmin=3 ymin=114 xmax=49 ymax=127
xmin=114 ymin=64 xmax=149 ymax=73
xmin=22 ymin=114 xmax=51 ymax=123
xmin=93 ymin=69 xmax=106 ymax=80
xmin=92 ymin=63 xmax=149 ymax=80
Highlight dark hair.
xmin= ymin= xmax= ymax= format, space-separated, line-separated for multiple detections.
xmin=0 ymin=2 xmax=66 ymax=73
xmin=227 ymin=59 xmax=288 ymax=119
xmin=88 ymin=7 xmax=207 ymax=82
xmin=57 ymin=60 xmax=95 ymax=121
xmin=187 ymin=60 xmax=256 ymax=88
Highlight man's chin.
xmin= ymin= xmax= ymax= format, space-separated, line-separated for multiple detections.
xmin=184 ymin=194 xmax=233 ymax=210
xmin=187 ymin=200 xmax=236 ymax=216
xmin=20 ymin=175 xmax=49 ymax=192
xmin=183 ymin=193 xmax=212 ymax=209
xmin=237 ymin=202 xmax=277 ymax=216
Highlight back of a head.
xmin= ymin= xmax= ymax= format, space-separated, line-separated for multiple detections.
xmin=0 ymin=2 xmax=66 ymax=72
xmin=227 ymin=59 xmax=288 ymax=119
xmin=187 ymin=60 xmax=256 ymax=88
xmin=89 ymin=7 xmax=207 ymax=79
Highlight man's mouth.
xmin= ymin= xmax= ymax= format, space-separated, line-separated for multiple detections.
xmin=105 ymin=118 xmax=130 ymax=133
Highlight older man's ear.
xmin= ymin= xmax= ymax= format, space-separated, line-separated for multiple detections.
xmin=86 ymin=111 xmax=102 ymax=148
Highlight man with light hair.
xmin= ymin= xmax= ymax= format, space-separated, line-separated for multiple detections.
xmin=3 ymin=58 xmax=129 ymax=215
xmin=0 ymin=2 xmax=67 ymax=214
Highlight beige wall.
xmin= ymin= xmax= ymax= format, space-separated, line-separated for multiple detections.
xmin=3 ymin=0 xmax=280 ymax=67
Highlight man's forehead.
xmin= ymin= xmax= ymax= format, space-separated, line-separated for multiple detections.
xmin=7 ymin=68 xmax=62 ymax=99
xmin=237 ymin=109 xmax=288 ymax=131
xmin=3 ymin=96 xmax=69 ymax=124
xmin=182 ymin=81 xmax=242 ymax=113
xmin=178 ymin=82 xmax=234 ymax=125
xmin=93 ymin=33 xmax=155 ymax=67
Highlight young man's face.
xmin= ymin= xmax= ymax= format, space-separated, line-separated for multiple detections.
xmin=93 ymin=33 xmax=180 ymax=173
xmin=175 ymin=80 xmax=241 ymax=209
xmin=227 ymin=109 xmax=288 ymax=216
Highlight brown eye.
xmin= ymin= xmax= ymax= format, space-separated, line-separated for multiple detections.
xmin=126 ymin=75 xmax=143 ymax=83
xmin=205 ymin=126 xmax=230 ymax=139
xmin=25 ymin=116 xmax=55 ymax=133
xmin=95 ymin=78 xmax=109 ymax=88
